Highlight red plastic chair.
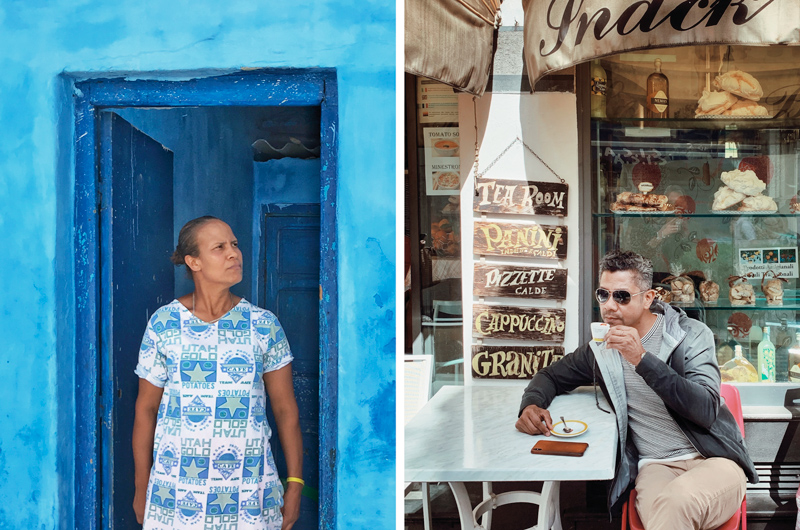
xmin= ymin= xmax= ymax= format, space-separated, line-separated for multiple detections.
xmin=621 ymin=383 xmax=747 ymax=530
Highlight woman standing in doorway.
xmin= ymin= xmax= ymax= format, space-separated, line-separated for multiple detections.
xmin=132 ymin=216 xmax=303 ymax=530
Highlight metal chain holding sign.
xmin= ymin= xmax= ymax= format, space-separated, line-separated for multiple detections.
xmin=477 ymin=137 xmax=566 ymax=184
xmin=471 ymin=96 xmax=566 ymax=185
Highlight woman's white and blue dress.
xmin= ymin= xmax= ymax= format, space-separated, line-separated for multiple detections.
xmin=135 ymin=298 xmax=292 ymax=530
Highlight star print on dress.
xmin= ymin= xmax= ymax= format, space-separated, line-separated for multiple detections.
xmin=136 ymin=299 xmax=292 ymax=529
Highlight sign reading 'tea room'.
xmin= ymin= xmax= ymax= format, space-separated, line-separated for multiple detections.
xmin=474 ymin=178 xmax=568 ymax=216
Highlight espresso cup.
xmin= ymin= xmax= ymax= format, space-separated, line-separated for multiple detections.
xmin=591 ymin=322 xmax=610 ymax=343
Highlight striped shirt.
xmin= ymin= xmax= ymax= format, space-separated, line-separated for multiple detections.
xmin=622 ymin=313 xmax=700 ymax=468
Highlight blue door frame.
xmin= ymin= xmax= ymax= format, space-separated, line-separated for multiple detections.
xmin=72 ymin=70 xmax=339 ymax=529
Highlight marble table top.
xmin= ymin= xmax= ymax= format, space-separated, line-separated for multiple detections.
xmin=405 ymin=384 xmax=618 ymax=483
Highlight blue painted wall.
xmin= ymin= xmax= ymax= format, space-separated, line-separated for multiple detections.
xmin=0 ymin=2 xmax=395 ymax=529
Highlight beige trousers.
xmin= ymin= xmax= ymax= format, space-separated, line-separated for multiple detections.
xmin=635 ymin=457 xmax=746 ymax=530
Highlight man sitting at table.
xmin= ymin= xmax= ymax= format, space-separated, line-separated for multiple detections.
xmin=516 ymin=250 xmax=757 ymax=530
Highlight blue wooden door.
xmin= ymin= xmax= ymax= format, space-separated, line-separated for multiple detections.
xmin=100 ymin=112 xmax=175 ymax=529
xmin=263 ymin=205 xmax=320 ymax=530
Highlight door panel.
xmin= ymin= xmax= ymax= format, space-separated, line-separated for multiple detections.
xmin=264 ymin=209 xmax=320 ymax=530
xmin=100 ymin=112 xmax=174 ymax=529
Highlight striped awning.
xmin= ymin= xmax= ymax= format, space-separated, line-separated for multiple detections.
xmin=405 ymin=0 xmax=501 ymax=96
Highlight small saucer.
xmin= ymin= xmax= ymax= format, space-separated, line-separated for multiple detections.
xmin=551 ymin=420 xmax=588 ymax=437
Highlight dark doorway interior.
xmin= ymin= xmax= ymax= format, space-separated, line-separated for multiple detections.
xmin=100 ymin=105 xmax=321 ymax=529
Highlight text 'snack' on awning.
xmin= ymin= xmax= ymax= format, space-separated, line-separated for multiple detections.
xmin=405 ymin=0 xmax=501 ymax=96
xmin=523 ymin=0 xmax=800 ymax=86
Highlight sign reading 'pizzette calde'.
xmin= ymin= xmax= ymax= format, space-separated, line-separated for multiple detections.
xmin=472 ymin=345 xmax=565 ymax=379
xmin=473 ymin=304 xmax=566 ymax=341
xmin=474 ymin=264 xmax=567 ymax=299
xmin=474 ymin=221 xmax=567 ymax=259
xmin=474 ymin=179 xmax=569 ymax=216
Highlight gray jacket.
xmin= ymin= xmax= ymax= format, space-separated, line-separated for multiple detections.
xmin=519 ymin=301 xmax=757 ymax=510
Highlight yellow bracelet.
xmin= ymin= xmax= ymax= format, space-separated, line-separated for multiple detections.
xmin=286 ymin=477 xmax=305 ymax=486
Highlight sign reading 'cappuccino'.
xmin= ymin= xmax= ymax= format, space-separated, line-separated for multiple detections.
xmin=472 ymin=345 xmax=565 ymax=380
xmin=474 ymin=179 xmax=569 ymax=216
xmin=474 ymin=221 xmax=567 ymax=259
xmin=474 ymin=264 xmax=567 ymax=299
xmin=473 ymin=304 xmax=566 ymax=341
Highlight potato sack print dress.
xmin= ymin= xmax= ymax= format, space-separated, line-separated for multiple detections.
xmin=135 ymin=298 xmax=292 ymax=530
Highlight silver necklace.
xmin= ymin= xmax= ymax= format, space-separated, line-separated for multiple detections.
xmin=191 ymin=291 xmax=234 ymax=324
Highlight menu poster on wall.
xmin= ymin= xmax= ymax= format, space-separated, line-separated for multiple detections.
xmin=473 ymin=304 xmax=566 ymax=342
xmin=472 ymin=345 xmax=565 ymax=380
xmin=738 ymin=247 xmax=798 ymax=278
xmin=424 ymin=127 xmax=460 ymax=196
xmin=417 ymin=79 xmax=459 ymax=123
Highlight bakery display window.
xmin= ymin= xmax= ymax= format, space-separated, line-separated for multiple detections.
xmin=590 ymin=45 xmax=800 ymax=385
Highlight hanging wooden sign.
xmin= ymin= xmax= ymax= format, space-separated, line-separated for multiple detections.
xmin=474 ymin=221 xmax=567 ymax=259
xmin=474 ymin=264 xmax=567 ymax=299
xmin=474 ymin=179 xmax=568 ymax=216
xmin=472 ymin=345 xmax=565 ymax=380
xmin=473 ymin=304 xmax=566 ymax=341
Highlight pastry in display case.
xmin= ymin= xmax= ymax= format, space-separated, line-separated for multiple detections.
xmin=664 ymin=265 xmax=695 ymax=304
xmin=699 ymin=269 xmax=720 ymax=303
xmin=695 ymin=70 xmax=769 ymax=117
xmin=761 ymin=270 xmax=788 ymax=306
xmin=591 ymin=44 xmax=800 ymax=383
xmin=728 ymin=275 xmax=756 ymax=306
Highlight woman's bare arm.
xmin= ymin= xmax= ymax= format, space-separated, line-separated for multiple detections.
xmin=264 ymin=363 xmax=303 ymax=529
xmin=132 ymin=379 xmax=164 ymax=524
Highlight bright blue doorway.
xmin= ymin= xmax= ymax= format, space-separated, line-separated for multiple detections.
xmin=73 ymin=71 xmax=339 ymax=530
xmin=99 ymin=112 xmax=175 ymax=529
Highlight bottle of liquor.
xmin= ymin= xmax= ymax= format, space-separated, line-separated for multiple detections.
xmin=590 ymin=60 xmax=607 ymax=118
xmin=720 ymin=344 xmax=757 ymax=383
xmin=757 ymin=326 xmax=776 ymax=383
xmin=788 ymin=332 xmax=800 ymax=382
xmin=646 ymin=58 xmax=669 ymax=120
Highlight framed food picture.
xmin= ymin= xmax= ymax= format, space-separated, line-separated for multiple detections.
xmin=423 ymin=127 xmax=460 ymax=195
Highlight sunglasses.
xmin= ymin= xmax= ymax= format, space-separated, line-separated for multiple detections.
xmin=595 ymin=287 xmax=649 ymax=305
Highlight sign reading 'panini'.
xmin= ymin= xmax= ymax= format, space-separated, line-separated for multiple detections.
xmin=474 ymin=221 xmax=567 ymax=259
xmin=473 ymin=304 xmax=566 ymax=341
xmin=474 ymin=264 xmax=567 ymax=299
xmin=474 ymin=179 xmax=568 ymax=216
xmin=472 ymin=345 xmax=565 ymax=380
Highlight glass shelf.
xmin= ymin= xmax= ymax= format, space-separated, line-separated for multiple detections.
xmin=593 ymin=116 xmax=800 ymax=131
xmin=593 ymin=300 xmax=800 ymax=313
xmin=594 ymin=212 xmax=800 ymax=218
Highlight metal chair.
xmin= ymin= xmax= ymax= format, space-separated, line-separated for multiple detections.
xmin=430 ymin=300 xmax=463 ymax=384
xmin=621 ymin=383 xmax=746 ymax=530
xmin=404 ymin=355 xmax=434 ymax=530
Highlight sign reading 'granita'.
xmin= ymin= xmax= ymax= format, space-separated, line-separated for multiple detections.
xmin=472 ymin=345 xmax=565 ymax=379
xmin=474 ymin=221 xmax=568 ymax=259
